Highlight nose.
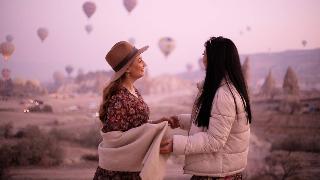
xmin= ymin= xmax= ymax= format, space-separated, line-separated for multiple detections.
xmin=142 ymin=60 xmax=147 ymax=67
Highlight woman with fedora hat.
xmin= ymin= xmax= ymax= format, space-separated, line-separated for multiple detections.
xmin=160 ymin=37 xmax=251 ymax=180
xmin=93 ymin=41 xmax=169 ymax=180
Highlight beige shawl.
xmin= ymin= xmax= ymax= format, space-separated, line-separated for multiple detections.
xmin=98 ymin=121 xmax=170 ymax=180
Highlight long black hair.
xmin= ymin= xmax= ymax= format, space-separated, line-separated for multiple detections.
xmin=194 ymin=36 xmax=252 ymax=128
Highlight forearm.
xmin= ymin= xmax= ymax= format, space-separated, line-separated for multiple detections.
xmin=177 ymin=114 xmax=192 ymax=130
xmin=148 ymin=119 xmax=162 ymax=124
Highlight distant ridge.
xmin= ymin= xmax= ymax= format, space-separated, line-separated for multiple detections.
xmin=177 ymin=48 xmax=320 ymax=90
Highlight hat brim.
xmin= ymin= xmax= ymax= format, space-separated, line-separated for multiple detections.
xmin=110 ymin=45 xmax=149 ymax=82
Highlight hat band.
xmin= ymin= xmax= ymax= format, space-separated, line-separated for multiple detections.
xmin=113 ymin=47 xmax=138 ymax=72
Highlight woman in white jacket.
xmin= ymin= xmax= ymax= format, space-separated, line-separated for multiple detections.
xmin=160 ymin=36 xmax=252 ymax=180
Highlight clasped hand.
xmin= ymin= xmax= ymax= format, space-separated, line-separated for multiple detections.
xmin=153 ymin=116 xmax=179 ymax=129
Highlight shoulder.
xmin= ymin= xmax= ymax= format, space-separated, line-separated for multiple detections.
xmin=212 ymin=83 xmax=239 ymax=116
xmin=215 ymin=83 xmax=237 ymax=103
xmin=108 ymin=88 xmax=129 ymax=105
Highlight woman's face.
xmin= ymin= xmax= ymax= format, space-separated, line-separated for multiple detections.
xmin=202 ymin=50 xmax=208 ymax=69
xmin=127 ymin=55 xmax=146 ymax=80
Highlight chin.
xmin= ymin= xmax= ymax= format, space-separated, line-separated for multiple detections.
xmin=136 ymin=73 xmax=144 ymax=79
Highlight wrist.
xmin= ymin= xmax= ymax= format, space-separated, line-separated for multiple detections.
xmin=149 ymin=119 xmax=159 ymax=124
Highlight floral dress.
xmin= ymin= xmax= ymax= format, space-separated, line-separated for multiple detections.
xmin=93 ymin=86 xmax=150 ymax=180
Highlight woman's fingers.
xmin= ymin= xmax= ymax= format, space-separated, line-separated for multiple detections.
xmin=160 ymin=144 xmax=170 ymax=154
xmin=160 ymin=139 xmax=170 ymax=146
xmin=160 ymin=138 xmax=173 ymax=154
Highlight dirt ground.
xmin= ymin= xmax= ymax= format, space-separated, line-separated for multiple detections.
xmin=1 ymin=91 xmax=320 ymax=179
xmin=8 ymin=162 xmax=191 ymax=180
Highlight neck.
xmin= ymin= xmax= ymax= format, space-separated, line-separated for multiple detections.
xmin=122 ymin=77 xmax=135 ymax=91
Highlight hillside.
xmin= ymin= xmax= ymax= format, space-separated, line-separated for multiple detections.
xmin=177 ymin=48 xmax=320 ymax=91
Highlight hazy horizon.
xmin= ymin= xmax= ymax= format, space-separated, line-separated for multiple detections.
xmin=1 ymin=0 xmax=319 ymax=82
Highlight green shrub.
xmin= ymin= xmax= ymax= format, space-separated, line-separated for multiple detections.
xmin=49 ymin=128 xmax=75 ymax=142
xmin=0 ymin=145 xmax=13 ymax=179
xmin=76 ymin=126 xmax=101 ymax=148
xmin=81 ymin=154 xmax=98 ymax=161
xmin=49 ymin=126 xmax=101 ymax=148
xmin=0 ymin=122 xmax=13 ymax=138
xmin=42 ymin=105 xmax=53 ymax=112
xmin=14 ymin=125 xmax=42 ymax=139
xmin=1 ymin=125 xmax=64 ymax=167
xmin=272 ymin=136 xmax=320 ymax=153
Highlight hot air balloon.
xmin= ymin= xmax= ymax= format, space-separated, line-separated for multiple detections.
xmin=65 ymin=65 xmax=74 ymax=77
xmin=6 ymin=35 xmax=14 ymax=42
xmin=302 ymin=40 xmax=307 ymax=47
xmin=1 ymin=68 xmax=11 ymax=80
xmin=83 ymin=1 xmax=96 ymax=18
xmin=85 ymin=24 xmax=93 ymax=34
xmin=0 ymin=42 xmax=15 ymax=60
xmin=128 ymin=37 xmax=136 ymax=45
xmin=123 ymin=0 xmax=137 ymax=13
xmin=246 ymin=26 xmax=251 ymax=31
xmin=37 ymin=28 xmax=49 ymax=42
xmin=158 ymin=37 xmax=175 ymax=57
xmin=186 ymin=63 xmax=193 ymax=72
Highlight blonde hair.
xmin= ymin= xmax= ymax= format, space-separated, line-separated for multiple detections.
xmin=98 ymin=75 xmax=125 ymax=123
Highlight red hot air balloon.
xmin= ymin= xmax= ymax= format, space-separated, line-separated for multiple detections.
xmin=83 ymin=1 xmax=96 ymax=18
xmin=0 ymin=42 xmax=15 ymax=61
xmin=37 ymin=28 xmax=49 ymax=42
xmin=123 ymin=0 xmax=137 ymax=13
xmin=302 ymin=40 xmax=307 ymax=47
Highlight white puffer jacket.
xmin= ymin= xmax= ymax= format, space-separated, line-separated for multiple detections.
xmin=173 ymin=81 xmax=250 ymax=177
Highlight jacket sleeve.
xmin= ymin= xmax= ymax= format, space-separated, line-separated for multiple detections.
xmin=177 ymin=114 xmax=192 ymax=131
xmin=173 ymin=87 xmax=237 ymax=155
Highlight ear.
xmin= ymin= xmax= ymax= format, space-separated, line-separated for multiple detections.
xmin=126 ymin=68 xmax=131 ymax=73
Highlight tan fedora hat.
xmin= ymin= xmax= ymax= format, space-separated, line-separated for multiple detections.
xmin=105 ymin=41 xmax=149 ymax=82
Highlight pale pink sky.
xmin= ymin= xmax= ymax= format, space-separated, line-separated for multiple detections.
xmin=0 ymin=0 xmax=319 ymax=82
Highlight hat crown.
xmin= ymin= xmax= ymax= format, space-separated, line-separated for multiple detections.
xmin=105 ymin=41 xmax=134 ymax=69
